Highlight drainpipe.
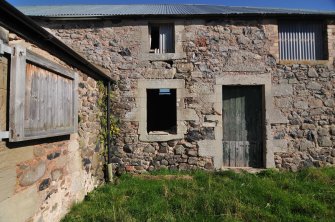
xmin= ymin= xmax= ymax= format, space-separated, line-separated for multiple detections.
xmin=106 ymin=80 xmax=113 ymax=182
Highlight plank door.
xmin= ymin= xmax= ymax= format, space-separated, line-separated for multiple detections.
xmin=222 ymin=86 xmax=263 ymax=168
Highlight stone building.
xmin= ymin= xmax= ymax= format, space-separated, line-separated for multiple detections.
xmin=19 ymin=4 xmax=335 ymax=174
xmin=0 ymin=2 xmax=112 ymax=222
xmin=0 ymin=2 xmax=333 ymax=221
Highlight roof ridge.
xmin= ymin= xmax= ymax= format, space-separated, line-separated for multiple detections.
xmin=228 ymin=5 xmax=335 ymax=13
xmin=17 ymin=4 xmax=335 ymax=17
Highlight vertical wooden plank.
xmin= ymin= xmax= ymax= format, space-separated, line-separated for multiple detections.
xmin=40 ymin=68 xmax=46 ymax=130
xmin=229 ymin=87 xmax=236 ymax=141
xmin=222 ymin=89 xmax=228 ymax=141
xmin=9 ymin=45 xmax=26 ymax=141
xmin=60 ymin=74 xmax=63 ymax=127
xmin=0 ymin=56 xmax=8 ymax=131
xmin=46 ymin=69 xmax=51 ymax=129
xmin=50 ymin=71 xmax=54 ymax=129
xmin=62 ymin=77 xmax=66 ymax=127
xmin=29 ymin=69 xmax=37 ymax=131
xmin=240 ymin=90 xmax=247 ymax=167
xmin=32 ymin=69 xmax=37 ymax=131
xmin=247 ymin=86 xmax=256 ymax=167
xmin=65 ymin=78 xmax=69 ymax=127
xmin=222 ymin=88 xmax=227 ymax=165
xmin=0 ymin=89 xmax=6 ymax=131
xmin=64 ymin=79 xmax=68 ymax=127
xmin=63 ymin=78 xmax=66 ymax=127
xmin=223 ymin=141 xmax=229 ymax=166
xmin=235 ymin=88 xmax=243 ymax=167
xmin=42 ymin=69 xmax=48 ymax=130
xmin=34 ymin=70 xmax=43 ymax=131
xmin=57 ymin=76 xmax=61 ymax=127
xmin=55 ymin=73 xmax=59 ymax=128
xmin=72 ymin=73 xmax=78 ymax=133
xmin=67 ymin=78 xmax=71 ymax=127
xmin=244 ymin=141 xmax=250 ymax=167
xmin=257 ymin=87 xmax=263 ymax=168
xmin=63 ymin=77 xmax=66 ymax=127
xmin=24 ymin=64 xmax=32 ymax=128
xmin=222 ymin=90 xmax=230 ymax=166
xmin=229 ymin=141 xmax=236 ymax=167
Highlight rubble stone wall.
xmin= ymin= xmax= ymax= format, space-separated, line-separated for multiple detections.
xmin=0 ymin=27 xmax=104 ymax=222
xmin=40 ymin=18 xmax=334 ymax=173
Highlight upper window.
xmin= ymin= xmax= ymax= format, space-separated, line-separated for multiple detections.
xmin=279 ymin=21 xmax=328 ymax=60
xmin=149 ymin=23 xmax=175 ymax=54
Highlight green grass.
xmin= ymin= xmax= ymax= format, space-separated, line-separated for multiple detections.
xmin=62 ymin=167 xmax=335 ymax=222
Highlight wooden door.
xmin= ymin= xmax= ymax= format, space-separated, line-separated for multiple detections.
xmin=222 ymin=86 xmax=263 ymax=168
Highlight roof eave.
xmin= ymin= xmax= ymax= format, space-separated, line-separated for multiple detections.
xmin=28 ymin=12 xmax=335 ymax=21
xmin=0 ymin=1 xmax=112 ymax=82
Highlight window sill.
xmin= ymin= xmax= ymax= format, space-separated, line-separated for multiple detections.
xmin=140 ymin=53 xmax=186 ymax=61
xmin=139 ymin=133 xmax=183 ymax=142
xmin=148 ymin=131 xmax=176 ymax=135
xmin=279 ymin=60 xmax=330 ymax=65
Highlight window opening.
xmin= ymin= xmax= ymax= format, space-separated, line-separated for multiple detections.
xmin=279 ymin=21 xmax=328 ymax=60
xmin=150 ymin=25 xmax=160 ymax=52
xmin=147 ymin=88 xmax=176 ymax=134
xmin=149 ymin=23 xmax=174 ymax=54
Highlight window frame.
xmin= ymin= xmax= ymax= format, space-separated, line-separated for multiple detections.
xmin=278 ymin=19 xmax=329 ymax=62
xmin=9 ymin=44 xmax=78 ymax=142
xmin=137 ymin=79 xmax=186 ymax=142
xmin=146 ymin=88 xmax=177 ymax=134
xmin=148 ymin=22 xmax=175 ymax=54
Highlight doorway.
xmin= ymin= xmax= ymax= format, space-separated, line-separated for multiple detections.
xmin=222 ymin=86 xmax=264 ymax=168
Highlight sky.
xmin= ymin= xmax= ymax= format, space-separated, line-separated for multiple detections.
xmin=7 ymin=0 xmax=335 ymax=11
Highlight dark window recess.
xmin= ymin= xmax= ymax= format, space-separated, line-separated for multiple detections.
xmin=150 ymin=26 xmax=160 ymax=51
xmin=147 ymin=89 xmax=177 ymax=134
xmin=279 ymin=21 xmax=328 ymax=60
xmin=149 ymin=24 xmax=174 ymax=53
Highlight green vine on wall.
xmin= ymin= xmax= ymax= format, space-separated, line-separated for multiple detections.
xmin=97 ymin=81 xmax=120 ymax=155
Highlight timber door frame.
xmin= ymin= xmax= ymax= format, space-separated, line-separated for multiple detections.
xmin=212 ymin=74 xmax=275 ymax=169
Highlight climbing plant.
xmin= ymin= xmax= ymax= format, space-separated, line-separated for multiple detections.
xmin=97 ymin=81 xmax=120 ymax=154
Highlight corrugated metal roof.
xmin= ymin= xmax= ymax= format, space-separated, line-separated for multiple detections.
xmin=17 ymin=4 xmax=335 ymax=17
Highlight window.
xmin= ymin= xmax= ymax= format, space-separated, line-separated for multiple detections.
xmin=137 ymin=79 xmax=185 ymax=142
xmin=147 ymin=88 xmax=176 ymax=134
xmin=9 ymin=45 xmax=78 ymax=142
xmin=279 ymin=21 xmax=328 ymax=60
xmin=149 ymin=23 xmax=174 ymax=53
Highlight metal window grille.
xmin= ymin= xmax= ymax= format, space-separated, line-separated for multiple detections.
xmin=279 ymin=21 xmax=327 ymax=60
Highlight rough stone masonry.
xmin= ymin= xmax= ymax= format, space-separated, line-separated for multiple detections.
xmin=38 ymin=17 xmax=335 ymax=173
xmin=0 ymin=28 xmax=105 ymax=222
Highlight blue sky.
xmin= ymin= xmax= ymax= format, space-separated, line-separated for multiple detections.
xmin=7 ymin=0 xmax=335 ymax=11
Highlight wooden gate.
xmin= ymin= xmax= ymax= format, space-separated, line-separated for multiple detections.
xmin=222 ymin=86 xmax=263 ymax=168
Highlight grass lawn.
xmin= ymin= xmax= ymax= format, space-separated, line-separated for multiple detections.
xmin=62 ymin=167 xmax=335 ymax=222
